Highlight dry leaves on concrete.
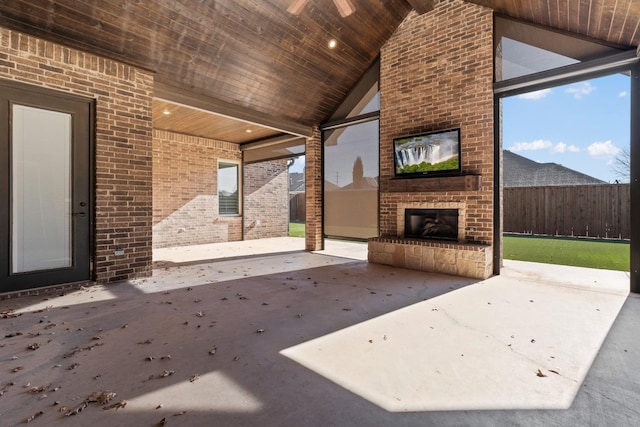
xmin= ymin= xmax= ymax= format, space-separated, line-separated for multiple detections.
xmin=24 ymin=410 xmax=43 ymax=423
xmin=103 ymin=400 xmax=127 ymax=410
xmin=65 ymin=390 xmax=118 ymax=417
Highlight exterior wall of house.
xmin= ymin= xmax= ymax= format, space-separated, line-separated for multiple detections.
xmin=374 ymin=1 xmax=495 ymax=277
xmin=152 ymin=130 xmax=242 ymax=248
xmin=243 ymin=160 xmax=289 ymax=240
xmin=0 ymin=27 xmax=154 ymax=283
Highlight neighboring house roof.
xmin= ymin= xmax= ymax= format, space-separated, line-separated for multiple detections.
xmin=340 ymin=177 xmax=379 ymax=190
xmin=323 ymin=181 xmax=341 ymax=192
xmin=503 ymin=150 xmax=606 ymax=187
xmin=289 ymin=172 xmax=305 ymax=193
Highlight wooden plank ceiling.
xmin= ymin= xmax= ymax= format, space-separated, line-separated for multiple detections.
xmin=0 ymin=1 xmax=638 ymax=143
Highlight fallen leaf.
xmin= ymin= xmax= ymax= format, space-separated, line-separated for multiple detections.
xmin=256 ymin=328 xmax=265 ymax=334
xmin=65 ymin=401 xmax=88 ymax=416
xmin=138 ymin=339 xmax=153 ymax=344
xmin=549 ymin=369 xmax=560 ymax=375
xmin=173 ymin=411 xmax=186 ymax=416
xmin=29 ymin=385 xmax=47 ymax=394
xmin=27 ymin=343 xmax=41 ymax=350
xmin=103 ymin=400 xmax=127 ymax=410
xmin=87 ymin=391 xmax=117 ymax=404
xmin=536 ymin=369 xmax=547 ymax=378
xmin=189 ymin=374 xmax=200 ymax=383
xmin=25 ymin=411 xmax=44 ymax=423
xmin=159 ymin=370 xmax=175 ymax=378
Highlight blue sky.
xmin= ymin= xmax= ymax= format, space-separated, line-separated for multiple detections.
xmin=503 ymin=73 xmax=630 ymax=183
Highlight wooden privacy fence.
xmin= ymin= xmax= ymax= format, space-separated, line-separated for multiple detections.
xmin=503 ymin=184 xmax=630 ymax=239
xmin=289 ymin=192 xmax=305 ymax=222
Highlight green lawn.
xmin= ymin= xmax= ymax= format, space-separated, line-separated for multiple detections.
xmin=503 ymin=235 xmax=629 ymax=271
xmin=289 ymin=222 xmax=305 ymax=238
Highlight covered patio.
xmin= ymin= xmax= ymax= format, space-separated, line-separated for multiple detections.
xmin=1 ymin=239 xmax=636 ymax=426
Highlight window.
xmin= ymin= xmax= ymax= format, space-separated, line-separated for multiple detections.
xmin=323 ymin=119 xmax=379 ymax=239
xmin=218 ymin=161 xmax=240 ymax=215
xmin=494 ymin=17 xmax=622 ymax=82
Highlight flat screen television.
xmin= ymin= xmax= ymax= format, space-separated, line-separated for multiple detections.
xmin=393 ymin=128 xmax=461 ymax=178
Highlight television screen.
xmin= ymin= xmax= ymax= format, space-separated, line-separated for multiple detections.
xmin=393 ymin=128 xmax=461 ymax=177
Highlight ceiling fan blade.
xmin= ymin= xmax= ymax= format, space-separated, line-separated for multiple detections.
xmin=333 ymin=0 xmax=356 ymax=17
xmin=287 ymin=0 xmax=308 ymax=15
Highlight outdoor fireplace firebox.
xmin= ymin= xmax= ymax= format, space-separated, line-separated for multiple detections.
xmin=404 ymin=208 xmax=458 ymax=241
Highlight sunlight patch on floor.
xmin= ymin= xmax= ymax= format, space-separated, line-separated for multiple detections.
xmin=282 ymin=274 xmax=628 ymax=412
xmin=13 ymin=285 xmax=117 ymax=314
xmin=124 ymin=371 xmax=263 ymax=413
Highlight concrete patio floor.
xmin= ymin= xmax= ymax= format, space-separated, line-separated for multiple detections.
xmin=0 ymin=237 xmax=639 ymax=426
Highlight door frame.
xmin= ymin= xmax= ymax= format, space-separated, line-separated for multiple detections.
xmin=0 ymin=79 xmax=95 ymax=292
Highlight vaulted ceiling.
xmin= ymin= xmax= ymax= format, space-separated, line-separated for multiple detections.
xmin=0 ymin=1 xmax=637 ymax=142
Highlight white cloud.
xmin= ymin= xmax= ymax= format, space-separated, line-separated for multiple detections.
xmin=618 ymin=91 xmax=628 ymax=98
xmin=587 ymin=140 xmax=620 ymax=158
xmin=508 ymin=139 xmax=552 ymax=152
xmin=565 ymin=82 xmax=595 ymax=99
xmin=509 ymin=140 xmax=581 ymax=155
xmin=552 ymin=142 xmax=580 ymax=153
xmin=517 ymin=89 xmax=552 ymax=100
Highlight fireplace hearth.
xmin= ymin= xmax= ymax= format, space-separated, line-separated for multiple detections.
xmin=404 ymin=208 xmax=458 ymax=241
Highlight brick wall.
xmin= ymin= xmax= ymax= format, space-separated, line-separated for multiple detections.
xmin=379 ymin=1 xmax=494 ymax=247
xmin=305 ymin=127 xmax=324 ymax=251
xmin=0 ymin=27 xmax=154 ymax=283
xmin=152 ymin=130 xmax=242 ymax=248
xmin=243 ymin=160 xmax=289 ymax=240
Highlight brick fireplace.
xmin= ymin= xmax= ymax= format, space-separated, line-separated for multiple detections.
xmin=369 ymin=201 xmax=492 ymax=280
xmin=369 ymin=2 xmax=495 ymax=280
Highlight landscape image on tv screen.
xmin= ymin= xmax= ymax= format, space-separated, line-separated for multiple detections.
xmin=394 ymin=128 xmax=460 ymax=177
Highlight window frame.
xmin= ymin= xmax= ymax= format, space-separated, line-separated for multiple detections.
xmin=217 ymin=160 xmax=241 ymax=216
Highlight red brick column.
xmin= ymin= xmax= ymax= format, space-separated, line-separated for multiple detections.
xmin=305 ymin=126 xmax=324 ymax=251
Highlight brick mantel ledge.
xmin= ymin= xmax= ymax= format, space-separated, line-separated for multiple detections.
xmin=368 ymin=236 xmax=492 ymax=280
